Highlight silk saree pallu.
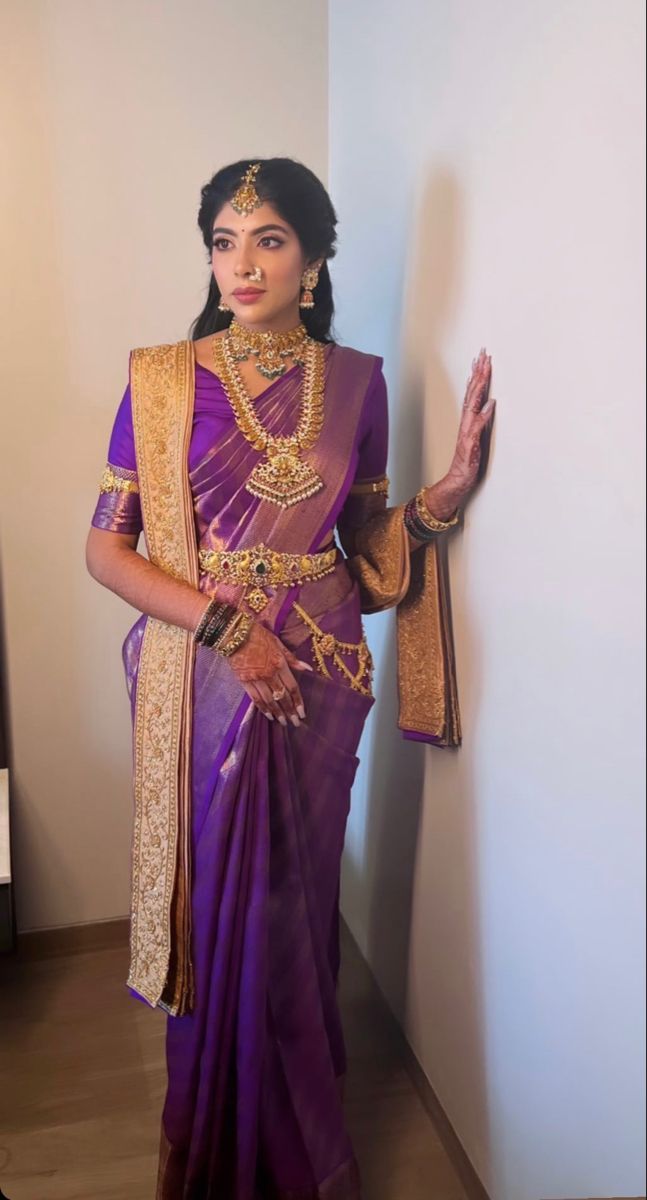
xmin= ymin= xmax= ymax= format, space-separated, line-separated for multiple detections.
xmin=124 ymin=340 xmax=381 ymax=1199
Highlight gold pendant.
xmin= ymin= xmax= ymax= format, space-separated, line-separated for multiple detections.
xmin=245 ymin=437 xmax=324 ymax=508
xmin=244 ymin=586 xmax=270 ymax=612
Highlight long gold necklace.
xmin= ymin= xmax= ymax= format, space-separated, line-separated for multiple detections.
xmin=212 ymin=328 xmax=326 ymax=508
xmin=226 ymin=316 xmax=310 ymax=380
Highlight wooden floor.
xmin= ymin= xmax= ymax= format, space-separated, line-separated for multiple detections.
xmin=0 ymin=922 xmax=472 ymax=1200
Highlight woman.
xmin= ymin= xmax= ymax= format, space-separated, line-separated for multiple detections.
xmin=86 ymin=157 xmax=495 ymax=1200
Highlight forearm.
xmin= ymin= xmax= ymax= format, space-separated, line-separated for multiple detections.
xmin=86 ymin=533 xmax=209 ymax=633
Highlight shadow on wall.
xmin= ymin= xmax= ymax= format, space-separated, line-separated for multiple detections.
xmin=343 ymin=166 xmax=498 ymax=1183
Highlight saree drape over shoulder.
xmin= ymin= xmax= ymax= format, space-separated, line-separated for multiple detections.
xmin=91 ymin=338 xmax=461 ymax=1200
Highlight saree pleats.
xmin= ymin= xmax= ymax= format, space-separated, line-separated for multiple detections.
xmin=156 ymin=591 xmax=373 ymax=1199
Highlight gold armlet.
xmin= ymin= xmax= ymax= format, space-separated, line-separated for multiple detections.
xmin=349 ymin=474 xmax=390 ymax=496
xmin=99 ymin=463 xmax=140 ymax=494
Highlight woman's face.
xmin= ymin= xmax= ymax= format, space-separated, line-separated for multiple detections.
xmin=211 ymin=199 xmax=321 ymax=331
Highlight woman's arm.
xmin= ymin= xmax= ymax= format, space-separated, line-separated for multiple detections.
xmin=85 ymin=527 xmax=209 ymax=632
xmin=85 ymin=527 xmax=312 ymax=726
xmin=89 ymin=373 xmax=310 ymax=726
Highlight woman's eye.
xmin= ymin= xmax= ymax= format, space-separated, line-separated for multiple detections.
xmin=212 ymin=236 xmax=283 ymax=251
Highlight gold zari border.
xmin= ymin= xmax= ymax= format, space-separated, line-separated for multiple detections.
xmin=346 ymin=504 xmax=461 ymax=746
xmin=128 ymin=341 xmax=198 ymax=1014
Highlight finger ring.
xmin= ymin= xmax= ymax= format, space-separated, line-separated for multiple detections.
xmin=272 ymin=686 xmax=286 ymax=700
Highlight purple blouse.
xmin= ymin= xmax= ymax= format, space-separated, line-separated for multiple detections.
xmin=91 ymin=350 xmax=389 ymax=543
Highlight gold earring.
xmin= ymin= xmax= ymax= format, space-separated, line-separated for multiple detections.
xmin=300 ymin=266 xmax=319 ymax=309
xmin=218 ymin=296 xmax=232 ymax=312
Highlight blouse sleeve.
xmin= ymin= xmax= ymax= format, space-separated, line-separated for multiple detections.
xmin=336 ymin=358 xmax=390 ymax=557
xmin=90 ymin=378 xmax=143 ymax=535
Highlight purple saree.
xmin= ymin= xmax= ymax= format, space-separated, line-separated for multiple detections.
xmin=92 ymin=341 xmax=390 ymax=1198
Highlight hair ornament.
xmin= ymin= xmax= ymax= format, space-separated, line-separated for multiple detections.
xmin=231 ymin=162 xmax=263 ymax=216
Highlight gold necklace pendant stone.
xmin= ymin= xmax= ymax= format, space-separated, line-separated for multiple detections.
xmin=245 ymin=440 xmax=324 ymax=508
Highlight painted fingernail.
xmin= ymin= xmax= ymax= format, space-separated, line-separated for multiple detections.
xmin=297 ymin=704 xmax=306 ymax=719
xmin=278 ymin=715 xmax=287 ymax=726
xmin=266 ymin=712 xmax=274 ymax=721
xmin=290 ymin=714 xmax=301 ymax=727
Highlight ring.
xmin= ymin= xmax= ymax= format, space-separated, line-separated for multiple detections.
xmin=272 ymin=686 xmax=286 ymax=701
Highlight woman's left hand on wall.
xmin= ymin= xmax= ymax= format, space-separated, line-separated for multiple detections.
xmin=424 ymin=348 xmax=496 ymax=519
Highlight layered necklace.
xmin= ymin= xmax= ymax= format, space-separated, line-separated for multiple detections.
xmin=212 ymin=318 xmax=326 ymax=509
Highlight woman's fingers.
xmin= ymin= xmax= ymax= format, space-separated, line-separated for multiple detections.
xmin=273 ymin=658 xmax=306 ymax=724
xmin=255 ymin=678 xmax=288 ymax=725
xmin=245 ymin=680 xmax=274 ymax=720
xmin=464 ymin=350 xmax=491 ymax=415
xmin=228 ymin=624 xmax=309 ymax=725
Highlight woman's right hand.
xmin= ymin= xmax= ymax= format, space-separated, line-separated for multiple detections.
xmin=226 ymin=617 xmax=313 ymax=726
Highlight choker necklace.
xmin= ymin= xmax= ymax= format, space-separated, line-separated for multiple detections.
xmin=225 ymin=317 xmax=310 ymax=380
xmin=212 ymin=331 xmax=326 ymax=508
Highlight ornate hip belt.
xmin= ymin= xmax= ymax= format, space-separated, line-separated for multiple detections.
xmin=198 ymin=541 xmax=338 ymax=613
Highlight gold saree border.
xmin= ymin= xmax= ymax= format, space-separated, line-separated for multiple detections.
xmin=348 ymin=504 xmax=462 ymax=746
xmin=128 ymin=341 xmax=199 ymax=1014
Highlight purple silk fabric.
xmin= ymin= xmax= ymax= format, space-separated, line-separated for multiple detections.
xmin=91 ymin=344 xmax=388 ymax=1198
xmin=91 ymin=353 xmax=388 ymax=546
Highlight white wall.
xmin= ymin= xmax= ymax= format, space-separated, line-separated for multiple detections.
xmin=330 ymin=2 xmax=646 ymax=1198
xmin=0 ymin=0 xmax=328 ymax=931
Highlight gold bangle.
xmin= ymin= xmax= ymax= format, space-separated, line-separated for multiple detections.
xmin=214 ymin=609 xmax=255 ymax=657
xmin=415 ymin=488 xmax=460 ymax=531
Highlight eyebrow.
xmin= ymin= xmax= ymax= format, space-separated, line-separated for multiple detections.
xmin=211 ymin=223 xmax=289 ymax=237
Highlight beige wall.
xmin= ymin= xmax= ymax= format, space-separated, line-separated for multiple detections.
xmin=329 ymin=1 xmax=645 ymax=1197
xmin=0 ymin=0 xmax=328 ymax=931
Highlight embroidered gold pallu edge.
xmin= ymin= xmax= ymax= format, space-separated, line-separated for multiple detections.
xmin=129 ymin=341 xmax=199 ymax=1015
xmin=347 ymin=505 xmax=462 ymax=747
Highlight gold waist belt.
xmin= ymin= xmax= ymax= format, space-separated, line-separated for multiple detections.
xmin=198 ymin=540 xmax=338 ymax=613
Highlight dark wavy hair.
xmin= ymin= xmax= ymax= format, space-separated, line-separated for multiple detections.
xmin=188 ymin=157 xmax=339 ymax=344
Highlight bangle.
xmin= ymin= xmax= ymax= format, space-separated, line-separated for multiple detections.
xmin=214 ymin=609 xmax=255 ymax=657
xmin=403 ymin=498 xmax=436 ymax=543
xmin=202 ymin=607 xmax=236 ymax=647
xmin=415 ymin=488 xmax=460 ymax=531
xmin=403 ymin=492 xmax=460 ymax=543
xmin=403 ymin=489 xmax=461 ymax=543
xmin=193 ymin=597 xmax=221 ymax=642
xmin=194 ymin=598 xmax=240 ymax=646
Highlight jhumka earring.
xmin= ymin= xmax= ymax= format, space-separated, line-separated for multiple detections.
xmin=299 ymin=266 xmax=319 ymax=309
xmin=218 ymin=296 xmax=232 ymax=312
